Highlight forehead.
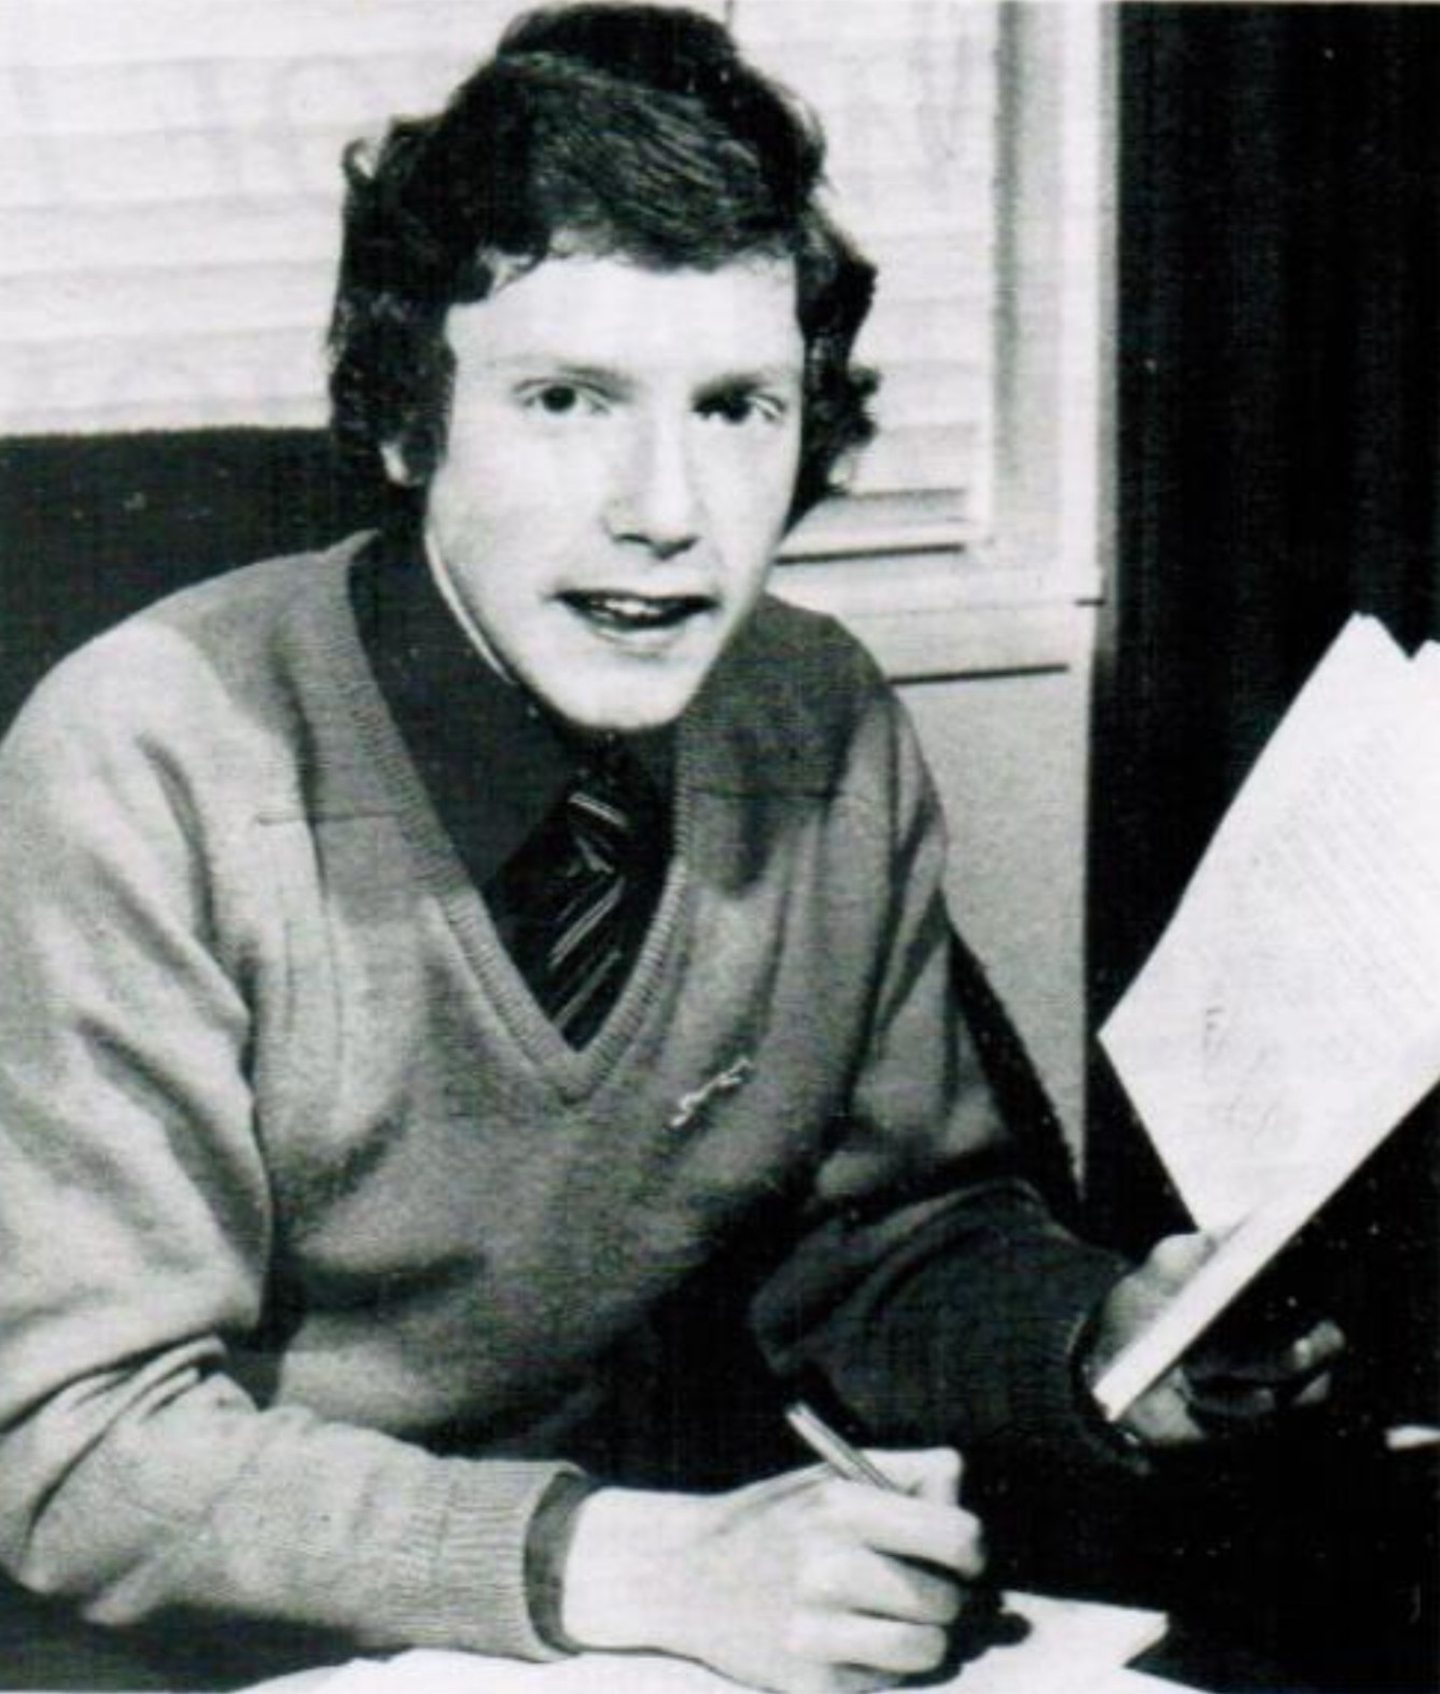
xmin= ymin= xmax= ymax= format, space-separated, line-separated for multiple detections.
xmin=444 ymin=254 xmax=803 ymax=382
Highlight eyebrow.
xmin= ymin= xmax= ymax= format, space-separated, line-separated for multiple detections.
xmin=697 ymin=364 xmax=803 ymax=389
xmin=695 ymin=366 xmax=803 ymax=396
xmin=496 ymin=361 xmax=636 ymax=396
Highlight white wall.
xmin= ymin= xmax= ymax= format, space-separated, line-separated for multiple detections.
xmin=901 ymin=647 xmax=1094 ymax=1153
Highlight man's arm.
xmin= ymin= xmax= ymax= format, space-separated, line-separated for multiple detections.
xmin=744 ymin=678 xmax=1338 ymax=1471
xmin=741 ymin=679 xmax=1131 ymax=1467
xmin=0 ymin=639 xmax=571 ymax=1660
xmin=561 ymin=1448 xmax=982 ymax=1694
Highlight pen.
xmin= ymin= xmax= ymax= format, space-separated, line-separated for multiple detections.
xmin=785 ymin=1400 xmax=901 ymax=1492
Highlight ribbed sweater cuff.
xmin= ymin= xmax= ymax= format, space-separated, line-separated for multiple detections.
xmin=1006 ymin=1248 xmax=1152 ymax=1476
xmin=388 ymin=1458 xmax=580 ymax=1660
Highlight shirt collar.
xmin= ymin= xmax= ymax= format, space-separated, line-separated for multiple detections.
xmin=349 ymin=516 xmax=672 ymax=890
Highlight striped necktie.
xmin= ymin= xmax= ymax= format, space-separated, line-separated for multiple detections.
xmin=500 ymin=747 xmax=662 ymax=1047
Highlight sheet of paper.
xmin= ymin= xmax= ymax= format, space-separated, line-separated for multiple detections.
xmin=1092 ymin=615 xmax=1440 ymax=1416
xmin=305 ymin=1592 xmax=1166 ymax=1694
xmin=1101 ymin=614 xmax=1440 ymax=1231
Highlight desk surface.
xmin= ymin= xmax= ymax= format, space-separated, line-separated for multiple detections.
xmin=3 ymin=1445 xmax=1434 ymax=1694
xmin=243 ymin=1594 xmax=1169 ymax=1694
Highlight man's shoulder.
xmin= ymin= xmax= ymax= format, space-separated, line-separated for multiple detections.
xmin=2 ymin=535 xmax=368 ymax=774
xmin=122 ymin=534 xmax=364 ymax=649
xmin=21 ymin=539 xmax=362 ymax=706
xmin=730 ymin=592 xmax=886 ymax=702
xmin=693 ymin=594 xmax=897 ymax=792
xmin=743 ymin=592 xmax=874 ymax=665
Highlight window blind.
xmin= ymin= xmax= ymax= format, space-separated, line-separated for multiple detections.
xmin=731 ymin=1 xmax=997 ymax=546
xmin=0 ymin=3 xmax=586 ymax=434
xmin=1 ymin=0 xmax=994 ymax=544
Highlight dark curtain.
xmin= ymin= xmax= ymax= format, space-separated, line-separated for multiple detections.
xmin=1087 ymin=13 xmax=1440 ymax=1682
xmin=1093 ymin=0 xmax=1440 ymax=1399
xmin=1091 ymin=1 xmax=1440 ymax=1259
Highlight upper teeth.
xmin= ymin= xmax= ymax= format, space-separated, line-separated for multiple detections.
xmin=596 ymin=595 xmax=656 ymax=617
xmin=578 ymin=593 xmax=693 ymax=626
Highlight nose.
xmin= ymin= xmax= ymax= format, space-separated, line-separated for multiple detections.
xmin=604 ymin=414 xmax=700 ymax=559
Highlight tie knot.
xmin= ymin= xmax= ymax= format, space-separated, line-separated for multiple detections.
xmin=567 ymin=771 xmax=632 ymax=833
xmin=569 ymin=746 xmax=638 ymax=843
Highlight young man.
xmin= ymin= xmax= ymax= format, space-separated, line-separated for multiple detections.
xmin=0 ymin=7 xmax=1338 ymax=1690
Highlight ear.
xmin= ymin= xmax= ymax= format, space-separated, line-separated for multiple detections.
xmin=380 ymin=440 xmax=417 ymax=487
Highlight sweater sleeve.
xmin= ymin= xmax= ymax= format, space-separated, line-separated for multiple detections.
xmin=0 ymin=639 xmax=572 ymax=1659
xmin=749 ymin=674 xmax=1136 ymax=1472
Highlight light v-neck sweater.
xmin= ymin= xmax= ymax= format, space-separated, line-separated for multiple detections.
xmin=0 ymin=537 xmax=1124 ymax=1660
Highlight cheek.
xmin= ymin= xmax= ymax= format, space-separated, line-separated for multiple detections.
xmin=703 ymin=433 xmax=800 ymax=552
xmin=430 ymin=438 xmax=602 ymax=547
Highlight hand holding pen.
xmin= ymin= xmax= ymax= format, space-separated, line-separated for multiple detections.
xmin=562 ymin=1405 xmax=985 ymax=1693
xmin=787 ymin=1404 xmax=1010 ymax=1664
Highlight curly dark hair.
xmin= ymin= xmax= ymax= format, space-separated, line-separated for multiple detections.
xmin=327 ymin=3 xmax=877 ymax=523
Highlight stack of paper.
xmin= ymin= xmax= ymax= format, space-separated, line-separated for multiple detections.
xmin=1094 ymin=615 xmax=1440 ymax=1417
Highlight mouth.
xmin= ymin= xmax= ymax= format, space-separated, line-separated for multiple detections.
xmin=558 ymin=590 xmax=716 ymax=638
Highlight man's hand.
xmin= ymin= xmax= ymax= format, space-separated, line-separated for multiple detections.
xmin=1085 ymin=1233 xmax=1346 ymax=1447
xmin=561 ymin=1449 xmax=983 ymax=1694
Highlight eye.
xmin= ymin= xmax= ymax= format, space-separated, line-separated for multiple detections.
xmin=520 ymin=382 xmax=609 ymax=419
xmin=697 ymin=388 xmax=788 ymax=428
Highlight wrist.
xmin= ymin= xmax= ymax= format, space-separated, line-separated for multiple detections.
xmin=559 ymin=1486 xmax=707 ymax=1655
xmin=1073 ymin=1301 xmax=1153 ymax=1471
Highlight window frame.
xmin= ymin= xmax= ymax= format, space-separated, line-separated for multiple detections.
xmin=0 ymin=0 xmax=1115 ymax=656
xmin=775 ymin=0 xmax=1116 ymax=677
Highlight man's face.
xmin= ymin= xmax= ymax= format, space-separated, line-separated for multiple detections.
xmin=413 ymin=254 xmax=804 ymax=733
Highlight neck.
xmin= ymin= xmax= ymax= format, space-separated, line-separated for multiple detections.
xmin=422 ymin=526 xmax=515 ymax=687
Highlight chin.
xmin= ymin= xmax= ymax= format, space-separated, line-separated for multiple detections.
xmin=561 ymin=700 xmax=690 ymax=736
xmin=543 ymin=672 xmax=701 ymax=736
